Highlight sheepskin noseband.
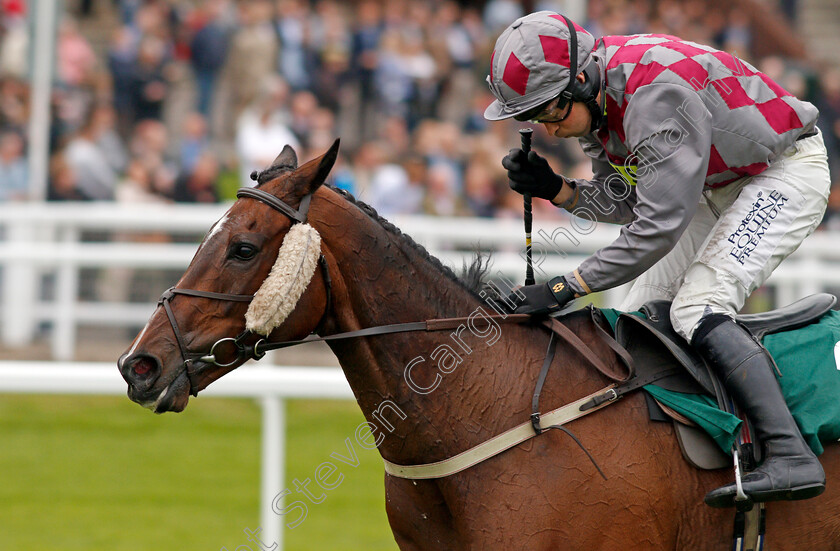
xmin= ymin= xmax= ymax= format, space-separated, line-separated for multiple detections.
xmin=245 ymin=223 xmax=321 ymax=336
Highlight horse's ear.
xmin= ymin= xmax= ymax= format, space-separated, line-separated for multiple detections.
xmin=314 ymin=138 xmax=340 ymax=183
xmin=272 ymin=145 xmax=298 ymax=170
xmin=294 ymin=138 xmax=340 ymax=194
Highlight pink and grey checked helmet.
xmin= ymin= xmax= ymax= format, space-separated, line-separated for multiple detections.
xmin=484 ymin=11 xmax=596 ymax=121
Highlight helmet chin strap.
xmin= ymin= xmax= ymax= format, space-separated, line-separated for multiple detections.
xmin=557 ymin=14 xmax=604 ymax=133
xmin=581 ymin=61 xmax=604 ymax=132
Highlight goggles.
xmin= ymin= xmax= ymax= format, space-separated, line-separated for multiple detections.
xmin=514 ymin=93 xmax=573 ymax=124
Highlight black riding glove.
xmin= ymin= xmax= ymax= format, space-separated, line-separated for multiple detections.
xmin=502 ymin=149 xmax=565 ymax=201
xmin=509 ymin=276 xmax=576 ymax=316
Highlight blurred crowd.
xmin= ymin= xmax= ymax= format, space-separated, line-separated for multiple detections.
xmin=1 ymin=0 xmax=840 ymax=226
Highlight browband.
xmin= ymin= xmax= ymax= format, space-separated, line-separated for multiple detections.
xmin=237 ymin=187 xmax=312 ymax=224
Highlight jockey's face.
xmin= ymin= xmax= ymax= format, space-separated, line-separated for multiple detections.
xmin=538 ymin=73 xmax=594 ymax=139
xmin=541 ymin=101 xmax=592 ymax=139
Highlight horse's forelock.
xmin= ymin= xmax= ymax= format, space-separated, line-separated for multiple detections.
xmin=253 ymin=165 xmax=296 ymax=187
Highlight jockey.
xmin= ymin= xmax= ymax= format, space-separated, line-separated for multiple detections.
xmin=485 ymin=11 xmax=831 ymax=508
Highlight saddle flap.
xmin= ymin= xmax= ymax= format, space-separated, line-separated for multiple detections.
xmin=644 ymin=394 xmax=730 ymax=470
xmin=673 ymin=421 xmax=731 ymax=470
xmin=614 ymin=301 xmax=714 ymax=396
xmin=735 ymin=293 xmax=836 ymax=339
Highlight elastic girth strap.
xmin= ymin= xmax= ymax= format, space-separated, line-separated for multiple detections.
xmin=382 ymin=384 xmax=618 ymax=479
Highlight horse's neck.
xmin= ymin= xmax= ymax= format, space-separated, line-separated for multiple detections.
xmin=314 ymin=203 xmax=491 ymax=457
xmin=317 ymin=193 xmax=480 ymax=336
xmin=322 ymin=208 xmax=482 ymax=393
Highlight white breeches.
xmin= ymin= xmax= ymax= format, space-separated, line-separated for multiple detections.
xmin=621 ymin=129 xmax=832 ymax=342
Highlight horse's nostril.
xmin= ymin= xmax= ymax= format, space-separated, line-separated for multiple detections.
xmin=133 ymin=359 xmax=153 ymax=376
xmin=120 ymin=354 xmax=161 ymax=390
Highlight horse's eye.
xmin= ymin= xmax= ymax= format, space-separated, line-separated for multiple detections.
xmin=231 ymin=243 xmax=259 ymax=261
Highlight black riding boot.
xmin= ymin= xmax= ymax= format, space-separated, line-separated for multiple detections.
xmin=691 ymin=314 xmax=825 ymax=508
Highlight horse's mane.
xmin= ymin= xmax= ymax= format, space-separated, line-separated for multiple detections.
xmin=251 ymin=167 xmax=490 ymax=296
xmin=325 ymin=184 xmax=490 ymax=296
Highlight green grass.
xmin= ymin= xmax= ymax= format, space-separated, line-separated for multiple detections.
xmin=0 ymin=395 xmax=397 ymax=551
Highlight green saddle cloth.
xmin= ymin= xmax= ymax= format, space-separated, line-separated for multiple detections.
xmin=599 ymin=308 xmax=840 ymax=455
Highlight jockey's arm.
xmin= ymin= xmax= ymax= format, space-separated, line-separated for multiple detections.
xmin=559 ymin=83 xmax=713 ymax=297
xmin=553 ymin=139 xmax=637 ymax=224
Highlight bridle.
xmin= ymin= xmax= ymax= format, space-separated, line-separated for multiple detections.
xmin=156 ymin=187 xmax=332 ymax=396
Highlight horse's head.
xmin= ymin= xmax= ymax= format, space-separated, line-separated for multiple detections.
xmin=118 ymin=140 xmax=339 ymax=413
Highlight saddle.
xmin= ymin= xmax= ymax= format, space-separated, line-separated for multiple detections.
xmin=609 ymin=293 xmax=836 ymax=470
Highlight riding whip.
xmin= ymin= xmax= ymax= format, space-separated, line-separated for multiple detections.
xmin=519 ymin=128 xmax=535 ymax=286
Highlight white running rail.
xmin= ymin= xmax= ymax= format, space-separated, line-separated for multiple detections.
xmin=1 ymin=202 xmax=837 ymax=359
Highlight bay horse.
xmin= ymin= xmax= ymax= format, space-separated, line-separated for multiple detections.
xmin=118 ymin=141 xmax=840 ymax=550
